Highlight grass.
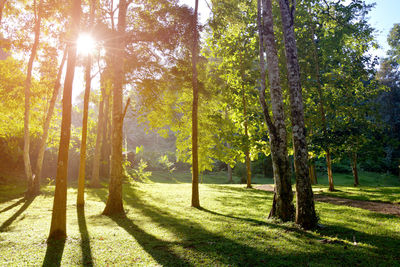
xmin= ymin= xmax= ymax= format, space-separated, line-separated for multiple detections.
xmin=0 ymin=171 xmax=399 ymax=266
xmin=313 ymin=171 xmax=400 ymax=204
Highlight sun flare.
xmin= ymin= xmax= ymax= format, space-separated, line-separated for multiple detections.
xmin=76 ymin=33 xmax=96 ymax=55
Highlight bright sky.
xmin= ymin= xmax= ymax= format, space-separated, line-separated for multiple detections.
xmin=364 ymin=0 xmax=399 ymax=58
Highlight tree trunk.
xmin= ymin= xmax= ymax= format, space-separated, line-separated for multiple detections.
xmin=100 ymin=85 xmax=111 ymax=178
xmin=24 ymin=0 xmax=43 ymax=198
xmin=102 ymin=0 xmax=128 ymax=216
xmin=91 ymin=74 xmax=106 ymax=188
xmin=76 ymin=55 xmax=91 ymax=206
xmin=351 ymin=151 xmax=359 ymax=187
xmin=77 ymin=0 xmax=95 ymax=206
xmin=191 ymin=0 xmax=200 ymax=208
xmin=33 ymin=48 xmax=67 ymax=195
xmin=48 ymin=0 xmax=81 ymax=240
xmin=310 ymin=19 xmax=334 ymax=192
xmin=278 ymin=0 xmax=317 ymax=229
xmin=241 ymin=76 xmax=251 ymax=188
xmin=309 ymin=159 xmax=317 ymax=184
xmin=227 ymin=163 xmax=233 ymax=183
xmin=327 ymin=149 xmax=334 ymax=191
xmin=258 ymin=0 xmax=294 ymax=222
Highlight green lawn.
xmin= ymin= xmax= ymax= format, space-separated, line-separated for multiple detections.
xmin=312 ymin=171 xmax=400 ymax=204
xmin=0 ymin=174 xmax=399 ymax=266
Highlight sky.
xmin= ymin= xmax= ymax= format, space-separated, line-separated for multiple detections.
xmin=363 ymin=0 xmax=399 ymax=57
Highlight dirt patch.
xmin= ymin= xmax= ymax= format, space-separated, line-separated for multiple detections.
xmin=255 ymin=184 xmax=400 ymax=217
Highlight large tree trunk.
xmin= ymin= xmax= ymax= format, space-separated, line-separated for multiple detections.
xmin=77 ymin=0 xmax=96 ymax=206
xmin=24 ymin=0 xmax=43 ymax=198
xmin=191 ymin=0 xmax=200 ymax=208
xmin=278 ymin=0 xmax=317 ymax=229
xmin=48 ymin=0 xmax=81 ymax=240
xmin=33 ymin=48 xmax=67 ymax=195
xmin=91 ymin=73 xmax=107 ymax=188
xmin=102 ymin=0 xmax=128 ymax=216
xmin=258 ymin=0 xmax=294 ymax=222
xmin=351 ymin=151 xmax=359 ymax=187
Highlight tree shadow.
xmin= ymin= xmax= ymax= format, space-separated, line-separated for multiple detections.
xmin=0 ymin=197 xmax=35 ymax=232
xmin=126 ymin=186 xmax=400 ymax=265
xmin=88 ymin=184 xmax=400 ymax=265
xmin=42 ymin=239 xmax=66 ymax=267
xmin=108 ymin=214 xmax=192 ymax=266
xmin=77 ymin=206 xmax=93 ymax=267
xmin=0 ymin=198 xmax=25 ymax=214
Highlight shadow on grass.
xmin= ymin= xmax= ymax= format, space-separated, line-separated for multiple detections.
xmin=89 ymin=184 xmax=400 ymax=265
xmin=42 ymin=239 xmax=66 ymax=267
xmin=77 ymin=206 xmax=93 ymax=267
xmin=0 ymin=198 xmax=25 ymax=214
xmin=109 ymin=214 xmax=192 ymax=266
xmin=0 ymin=197 xmax=35 ymax=232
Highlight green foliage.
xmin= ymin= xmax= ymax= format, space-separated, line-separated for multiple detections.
xmin=128 ymin=159 xmax=152 ymax=182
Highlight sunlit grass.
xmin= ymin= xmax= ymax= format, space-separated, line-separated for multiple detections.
xmin=0 ymin=175 xmax=399 ymax=266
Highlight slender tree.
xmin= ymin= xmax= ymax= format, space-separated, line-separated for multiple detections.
xmin=33 ymin=48 xmax=67 ymax=195
xmin=278 ymin=0 xmax=317 ymax=229
xmin=191 ymin=0 xmax=200 ymax=208
xmin=48 ymin=0 xmax=81 ymax=240
xmin=257 ymin=0 xmax=294 ymax=221
xmin=24 ymin=0 xmax=43 ymax=197
xmin=91 ymin=72 xmax=107 ymax=188
xmin=77 ymin=0 xmax=96 ymax=206
xmin=103 ymin=0 xmax=128 ymax=215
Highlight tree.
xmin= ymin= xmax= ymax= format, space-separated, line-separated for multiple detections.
xmin=24 ymin=0 xmax=43 ymax=197
xmin=258 ymin=0 xmax=294 ymax=221
xmin=77 ymin=0 xmax=96 ymax=206
xmin=48 ymin=0 xmax=81 ymax=240
xmin=33 ymin=48 xmax=67 ymax=195
xmin=278 ymin=0 xmax=317 ymax=229
xmin=103 ymin=0 xmax=128 ymax=215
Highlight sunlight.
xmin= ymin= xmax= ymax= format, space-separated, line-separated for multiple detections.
xmin=76 ymin=33 xmax=96 ymax=55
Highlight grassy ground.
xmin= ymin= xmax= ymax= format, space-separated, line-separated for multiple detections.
xmin=313 ymin=171 xmax=400 ymax=204
xmin=0 ymin=171 xmax=399 ymax=266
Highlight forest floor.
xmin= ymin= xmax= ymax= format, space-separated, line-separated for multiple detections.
xmin=255 ymin=184 xmax=400 ymax=217
xmin=0 ymin=170 xmax=399 ymax=266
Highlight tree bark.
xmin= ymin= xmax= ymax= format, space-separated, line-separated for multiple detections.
xmin=351 ymin=151 xmax=359 ymax=187
xmin=77 ymin=0 xmax=96 ymax=206
xmin=48 ymin=0 xmax=81 ymax=240
xmin=91 ymin=74 xmax=106 ymax=188
xmin=258 ymin=0 xmax=294 ymax=222
xmin=102 ymin=0 xmax=128 ymax=216
xmin=100 ymin=83 xmax=111 ymax=178
xmin=227 ymin=163 xmax=233 ymax=183
xmin=33 ymin=48 xmax=67 ymax=195
xmin=191 ymin=0 xmax=200 ymax=208
xmin=327 ymin=149 xmax=334 ymax=191
xmin=278 ymin=0 xmax=317 ymax=229
xmin=24 ymin=0 xmax=43 ymax=198
xmin=243 ymin=100 xmax=251 ymax=188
